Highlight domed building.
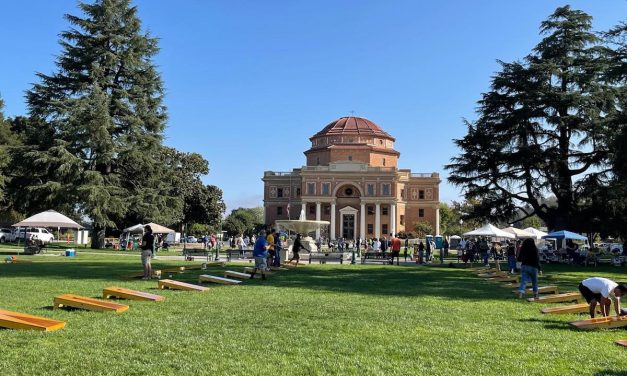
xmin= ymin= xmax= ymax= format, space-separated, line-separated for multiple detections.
xmin=263 ymin=116 xmax=440 ymax=240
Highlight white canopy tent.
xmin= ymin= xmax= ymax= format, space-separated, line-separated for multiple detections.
xmin=463 ymin=224 xmax=515 ymax=239
xmin=500 ymin=226 xmax=535 ymax=239
xmin=523 ymin=227 xmax=549 ymax=240
xmin=122 ymin=223 xmax=174 ymax=235
xmin=12 ymin=209 xmax=83 ymax=229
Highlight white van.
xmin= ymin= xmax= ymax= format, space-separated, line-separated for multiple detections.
xmin=12 ymin=227 xmax=55 ymax=244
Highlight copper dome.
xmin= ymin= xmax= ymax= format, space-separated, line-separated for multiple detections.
xmin=311 ymin=117 xmax=394 ymax=141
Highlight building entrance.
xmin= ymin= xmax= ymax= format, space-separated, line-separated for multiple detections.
xmin=342 ymin=214 xmax=355 ymax=240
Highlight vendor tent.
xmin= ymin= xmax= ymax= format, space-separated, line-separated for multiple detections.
xmin=542 ymin=230 xmax=587 ymax=241
xmin=523 ymin=227 xmax=548 ymax=240
xmin=463 ymin=224 xmax=515 ymax=239
xmin=122 ymin=224 xmax=145 ymax=234
xmin=122 ymin=223 xmax=174 ymax=235
xmin=500 ymin=226 xmax=535 ymax=239
xmin=12 ymin=210 xmax=83 ymax=229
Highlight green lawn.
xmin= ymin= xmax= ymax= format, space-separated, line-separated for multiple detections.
xmin=0 ymin=255 xmax=626 ymax=376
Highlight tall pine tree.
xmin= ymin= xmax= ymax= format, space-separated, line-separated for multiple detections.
xmin=24 ymin=0 xmax=180 ymax=247
xmin=447 ymin=6 xmax=615 ymax=231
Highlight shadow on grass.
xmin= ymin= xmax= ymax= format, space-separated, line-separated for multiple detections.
xmin=595 ymin=371 xmax=627 ymax=376
xmin=517 ymin=317 xmax=575 ymax=331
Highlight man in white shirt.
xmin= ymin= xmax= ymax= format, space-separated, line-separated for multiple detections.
xmin=578 ymin=277 xmax=627 ymax=318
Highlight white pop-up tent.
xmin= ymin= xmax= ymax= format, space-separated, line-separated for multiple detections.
xmin=12 ymin=209 xmax=83 ymax=229
xmin=463 ymin=224 xmax=515 ymax=239
xmin=122 ymin=223 xmax=174 ymax=235
xmin=523 ymin=227 xmax=549 ymax=240
xmin=500 ymin=226 xmax=535 ymax=239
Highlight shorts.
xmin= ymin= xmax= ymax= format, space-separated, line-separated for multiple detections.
xmin=391 ymin=251 xmax=400 ymax=258
xmin=579 ymin=283 xmax=602 ymax=303
xmin=141 ymin=250 xmax=152 ymax=266
xmin=268 ymin=250 xmax=276 ymax=257
xmin=292 ymin=251 xmax=300 ymax=260
xmin=254 ymin=256 xmax=267 ymax=270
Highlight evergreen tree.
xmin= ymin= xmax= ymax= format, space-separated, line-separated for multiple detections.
xmin=24 ymin=0 xmax=174 ymax=247
xmin=447 ymin=6 xmax=615 ymax=231
xmin=0 ymin=95 xmax=20 ymax=204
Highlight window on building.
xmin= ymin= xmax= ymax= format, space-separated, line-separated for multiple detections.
xmin=382 ymin=206 xmax=389 ymax=216
xmin=309 ymin=205 xmax=316 ymax=215
xmin=323 ymin=205 xmax=331 ymax=215
xmin=400 ymin=189 xmax=405 ymax=198
xmin=382 ymin=183 xmax=391 ymax=196
xmin=322 ymin=183 xmax=330 ymax=195
xmin=419 ymin=190 xmax=425 ymax=199
xmin=419 ymin=209 xmax=425 ymax=218
xmin=382 ymin=224 xmax=388 ymax=235
xmin=367 ymin=224 xmax=374 ymax=234
xmin=400 ymin=215 xmax=405 ymax=225
xmin=296 ymin=188 xmax=301 ymax=196
xmin=277 ymin=206 xmax=283 ymax=215
xmin=277 ymin=188 xmax=283 ymax=198
xmin=307 ymin=183 xmax=315 ymax=195
xmin=348 ymin=155 xmax=353 ymax=161
xmin=367 ymin=206 xmax=374 ymax=215
xmin=367 ymin=183 xmax=375 ymax=196
xmin=382 ymin=158 xmax=386 ymax=166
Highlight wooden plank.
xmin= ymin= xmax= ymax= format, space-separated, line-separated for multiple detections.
xmin=0 ymin=309 xmax=65 ymax=331
xmin=513 ymin=286 xmax=559 ymax=295
xmin=119 ymin=270 xmax=162 ymax=280
xmin=541 ymin=303 xmax=599 ymax=315
xmin=204 ymin=261 xmax=226 ymax=268
xmin=225 ymin=270 xmax=258 ymax=280
xmin=103 ymin=287 xmax=165 ymax=302
xmin=243 ymin=267 xmax=273 ymax=275
xmin=158 ymin=279 xmax=209 ymax=292
xmin=570 ymin=316 xmax=627 ymax=330
xmin=161 ymin=266 xmax=186 ymax=273
xmin=616 ymin=339 xmax=627 ymax=348
xmin=53 ymin=294 xmax=129 ymax=313
xmin=198 ymin=274 xmax=242 ymax=285
xmin=488 ymin=276 xmax=519 ymax=283
xmin=527 ymin=292 xmax=582 ymax=303
xmin=183 ymin=264 xmax=204 ymax=270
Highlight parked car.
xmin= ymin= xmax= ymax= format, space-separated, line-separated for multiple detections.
xmin=186 ymin=236 xmax=198 ymax=243
xmin=0 ymin=228 xmax=12 ymax=242
xmin=12 ymin=227 xmax=55 ymax=244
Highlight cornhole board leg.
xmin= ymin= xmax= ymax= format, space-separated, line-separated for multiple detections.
xmin=570 ymin=316 xmax=627 ymax=330
xmin=198 ymin=275 xmax=242 ymax=285
xmin=103 ymin=287 xmax=165 ymax=302
xmin=53 ymin=294 xmax=129 ymax=313
xmin=0 ymin=309 xmax=65 ymax=331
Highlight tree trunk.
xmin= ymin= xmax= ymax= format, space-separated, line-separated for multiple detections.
xmin=91 ymin=224 xmax=105 ymax=249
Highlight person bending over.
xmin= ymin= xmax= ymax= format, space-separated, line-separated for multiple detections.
xmin=578 ymin=277 xmax=626 ymax=318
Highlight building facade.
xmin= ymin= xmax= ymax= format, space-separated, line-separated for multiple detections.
xmin=262 ymin=116 xmax=440 ymax=240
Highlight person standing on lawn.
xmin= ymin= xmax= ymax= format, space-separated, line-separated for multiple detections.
xmin=517 ymin=238 xmax=541 ymax=299
xmin=273 ymin=232 xmax=282 ymax=267
xmin=391 ymin=234 xmax=402 ymax=265
xmin=287 ymin=233 xmax=308 ymax=266
xmin=506 ymin=240 xmax=517 ymax=274
xmin=266 ymin=229 xmax=276 ymax=267
xmin=141 ymin=225 xmax=155 ymax=280
xmin=250 ymin=230 xmax=268 ymax=280
xmin=578 ymin=277 xmax=626 ymax=318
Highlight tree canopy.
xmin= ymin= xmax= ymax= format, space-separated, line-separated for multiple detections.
xmin=447 ymin=6 xmax=625 ymax=236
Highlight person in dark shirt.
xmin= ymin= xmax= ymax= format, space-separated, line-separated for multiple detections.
xmin=141 ymin=225 xmax=155 ymax=279
xmin=287 ymin=233 xmax=308 ymax=267
xmin=517 ymin=238 xmax=541 ymax=299
xmin=506 ymin=240 xmax=517 ymax=274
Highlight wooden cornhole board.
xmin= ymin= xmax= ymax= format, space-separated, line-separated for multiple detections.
xmin=53 ymin=294 xmax=129 ymax=313
xmin=527 ymin=292 xmax=582 ymax=303
xmin=489 ymin=276 xmax=518 ymax=283
xmin=103 ymin=287 xmax=165 ymax=302
xmin=183 ymin=264 xmax=204 ymax=270
xmin=225 ymin=270 xmax=258 ymax=279
xmin=570 ymin=315 xmax=627 ymax=330
xmin=243 ymin=267 xmax=273 ymax=275
xmin=541 ymin=303 xmax=598 ymax=315
xmin=119 ymin=270 xmax=162 ymax=280
xmin=0 ymin=309 xmax=65 ymax=331
xmin=205 ymin=261 xmax=226 ymax=268
xmin=478 ymin=272 xmax=507 ymax=278
xmin=161 ymin=266 xmax=185 ymax=273
xmin=513 ymin=286 xmax=559 ymax=295
xmin=616 ymin=339 xmax=627 ymax=347
xmin=158 ymin=279 xmax=208 ymax=292
xmin=198 ymin=274 xmax=241 ymax=285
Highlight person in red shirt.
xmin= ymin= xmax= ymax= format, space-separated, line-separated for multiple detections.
xmin=391 ymin=233 xmax=402 ymax=266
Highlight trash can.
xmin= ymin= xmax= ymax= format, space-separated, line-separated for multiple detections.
xmin=65 ymin=249 xmax=76 ymax=257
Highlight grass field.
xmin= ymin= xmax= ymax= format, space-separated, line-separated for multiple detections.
xmin=0 ymin=254 xmax=626 ymax=376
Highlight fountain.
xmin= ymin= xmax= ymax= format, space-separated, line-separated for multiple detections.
xmin=275 ymin=209 xmax=330 ymax=259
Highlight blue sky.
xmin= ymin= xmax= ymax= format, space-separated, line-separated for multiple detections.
xmin=1 ymin=1 xmax=625 ymax=213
